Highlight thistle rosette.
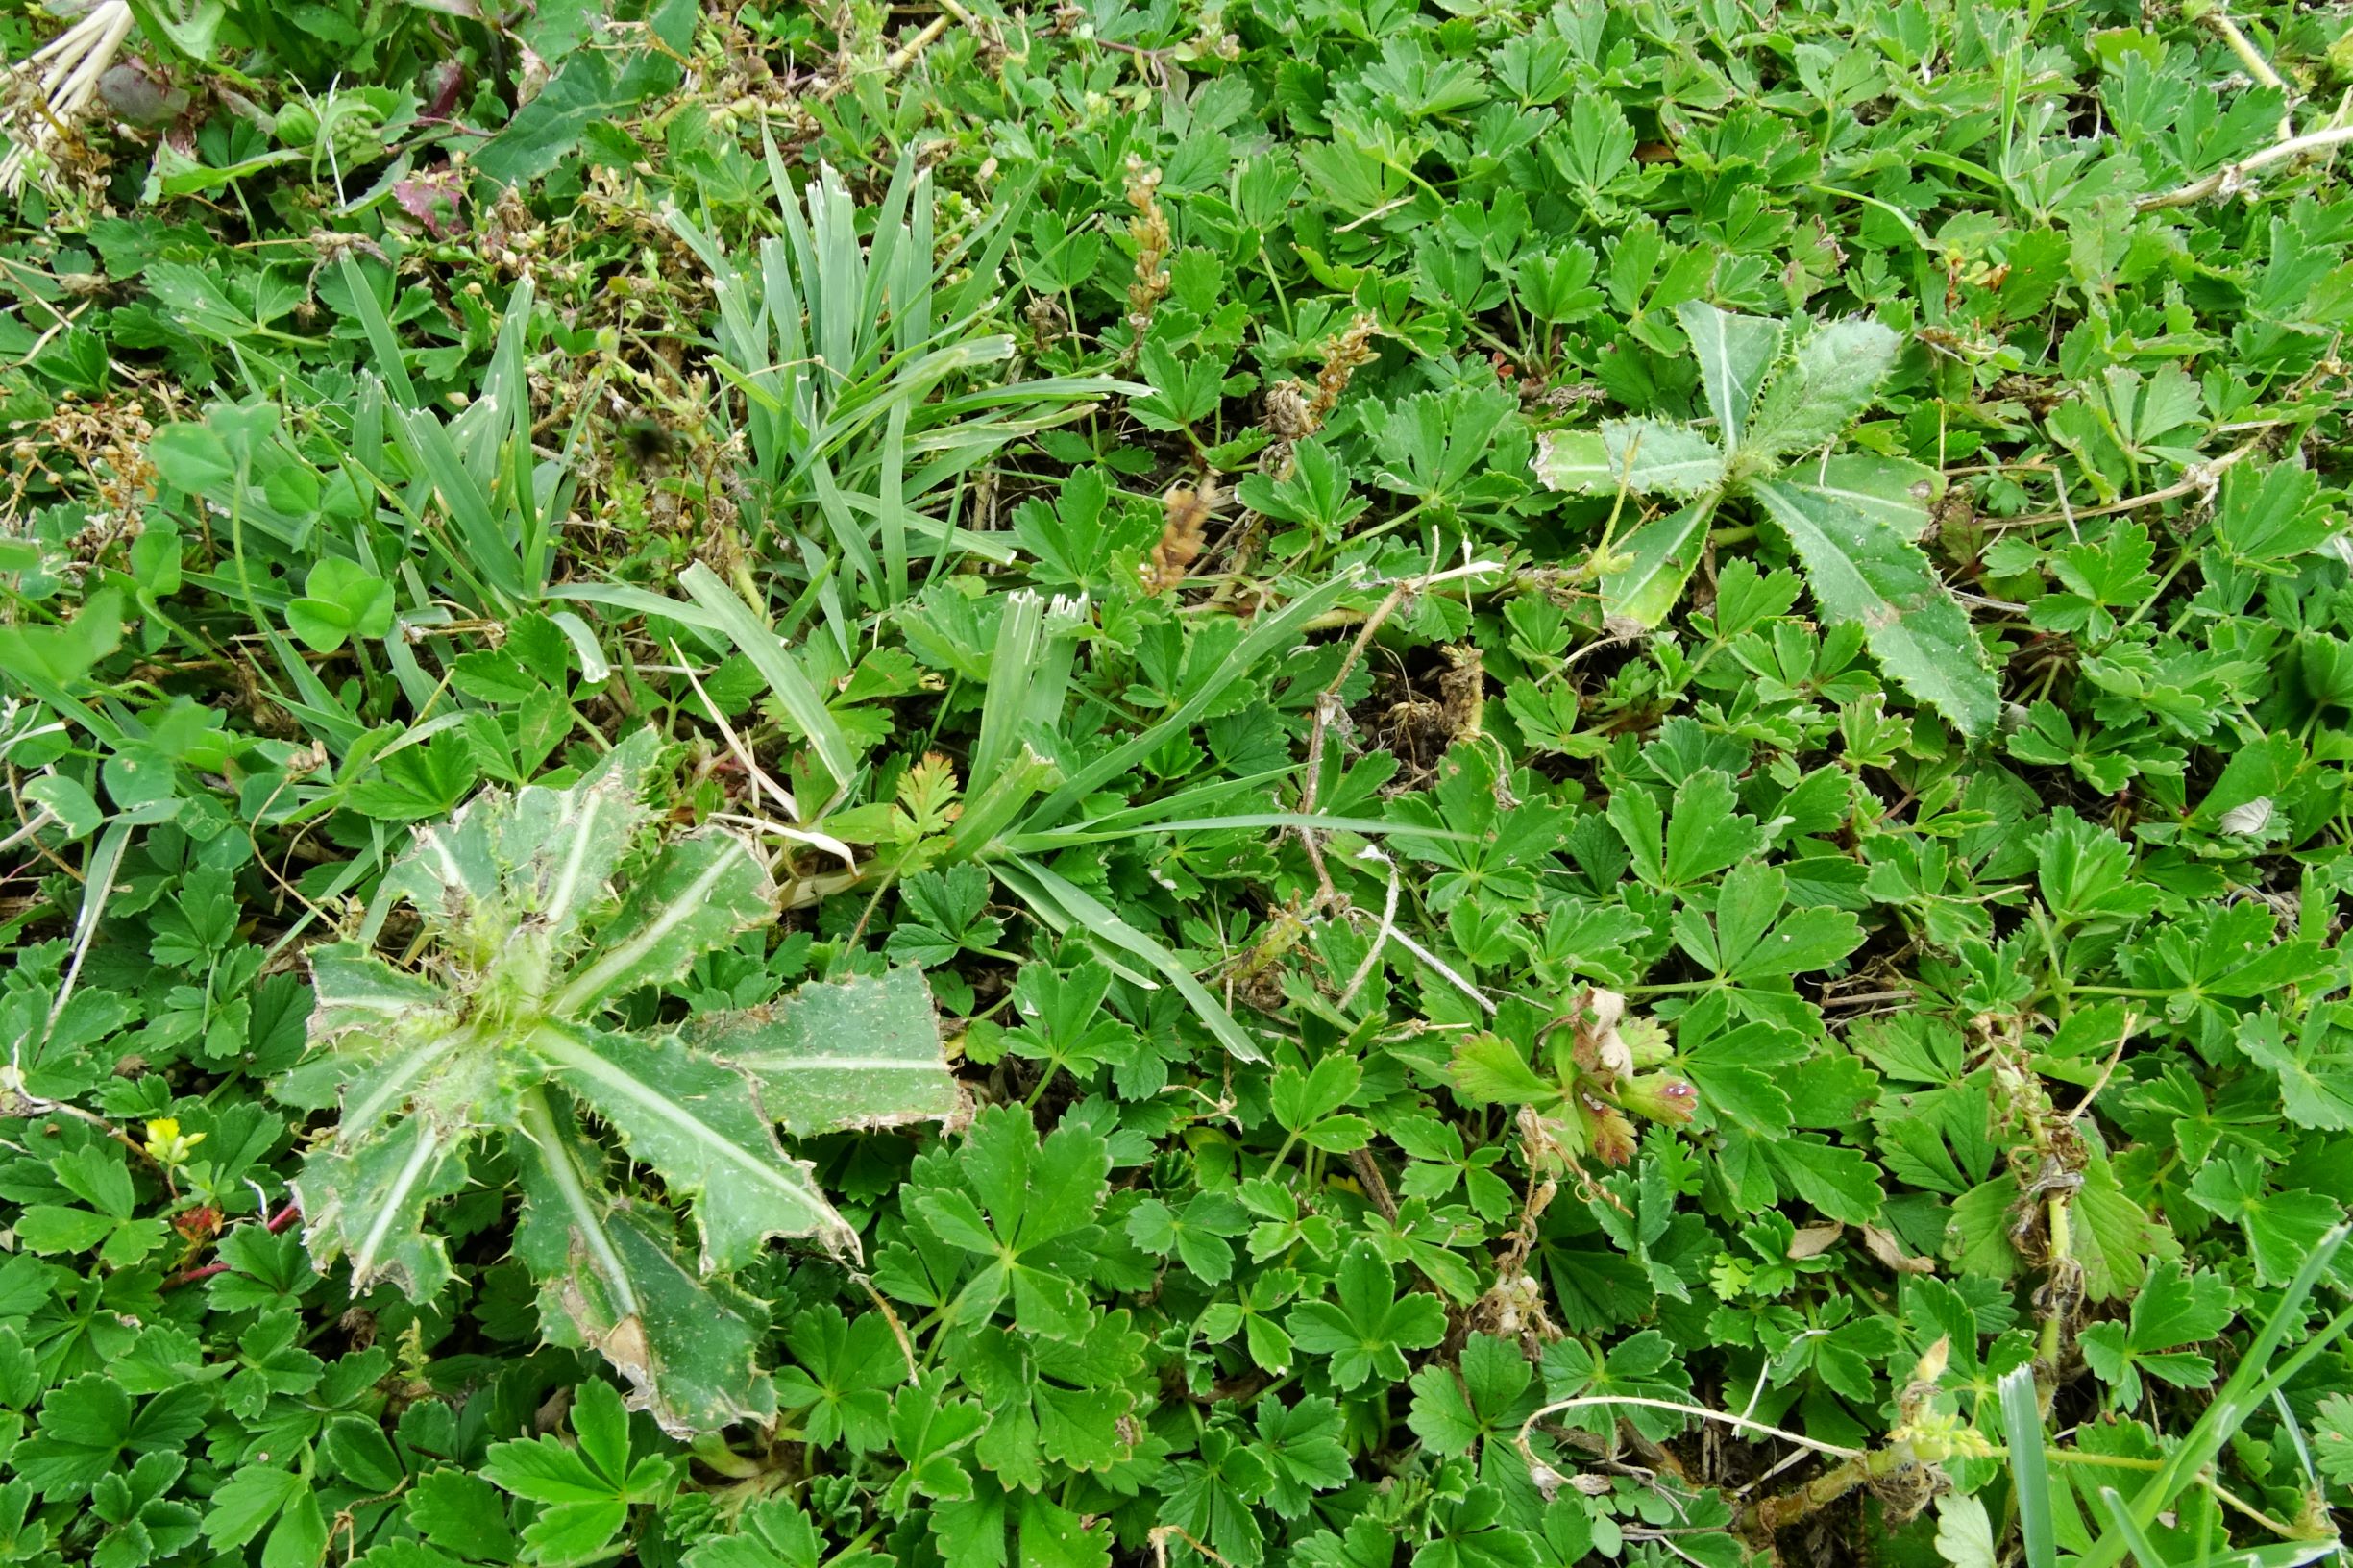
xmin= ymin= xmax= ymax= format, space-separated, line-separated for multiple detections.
xmin=280 ymin=729 xmax=964 ymax=1433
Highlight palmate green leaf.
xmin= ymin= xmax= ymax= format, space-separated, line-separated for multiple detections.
xmin=1270 ymin=1055 xmax=1373 ymax=1153
xmin=406 ymin=1470 xmax=515 ymax=1562
xmin=962 ymin=1313 xmax=1145 ymax=1487
xmin=1933 ymin=1493 xmax=1998 ymax=1568
xmin=201 ymin=1464 xmax=307 ymax=1555
xmin=1252 ymin=1396 xmax=1353 ymax=1518
xmin=16 ymin=1377 xmax=209 ymax=1499
xmin=1671 ymin=861 xmax=1864 ymax=985
xmin=1287 ymin=1241 xmax=1448 ymax=1390
xmin=884 ymin=1375 xmax=987 ymax=1513
xmin=2078 ymin=1263 xmax=2234 ymax=1406
xmin=1607 ymin=769 xmax=1769 ymax=890
xmin=682 ymin=1499 xmax=850 ymax=1568
xmin=1447 ymin=1031 xmax=1564 ymax=1109
xmin=2237 ymin=1007 xmax=2353 ymax=1130
xmin=910 ymin=1104 xmax=1109 ymax=1340
xmin=2185 ymin=1151 xmax=2343 ymax=1287
xmin=1764 ymin=1135 xmax=1883 ymax=1224
xmin=1749 ymin=474 xmax=1999 ymax=738
xmin=931 ymin=1480 xmax=1110 ymax=1568
xmin=286 ymin=729 xmax=961 ymax=1433
xmin=774 ymin=1304 xmax=902 ymax=1454
xmin=1163 ymin=1428 xmax=1273 ymax=1566
xmin=483 ymin=1379 xmax=676 ymax=1567
xmin=1408 ymin=1335 xmax=1540 ymax=1458
xmin=2316 ymin=1393 xmax=2353 ymax=1486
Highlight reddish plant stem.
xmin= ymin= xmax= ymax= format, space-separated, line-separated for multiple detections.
xmin=161 ymin=1201 xmax=302 ymax=1289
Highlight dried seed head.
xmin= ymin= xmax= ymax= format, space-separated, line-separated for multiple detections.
xmin=1141 ymin=474 xmax=1218 ymax=594
xmin=1310 ymin=312 xmax=1381 ymax=419
xmin=1265 ymin=378 xmax=1315 ymax=439
xmin=1122 ymin=156 xmax=1172 ymax=343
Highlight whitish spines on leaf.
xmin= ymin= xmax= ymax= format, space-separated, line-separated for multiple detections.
xmin=494 ymin=729 xmax=661 ymax=937
xmin=1532 ymin=422 xmax=1725 ymax=498
xmin=532 ymin=1022 xmax=860 ymax=1267
xmin=1674 ymin=301 xmax=1782 ymax=454
xmin=295 ymin=1108 xmax=474 ymax=1299
xmin=1743 ymin=316 xmax=1902 ymax=464
xmin=378 ymin=730 xmax=661 ymax=961
xmin=694 ymin=967 xmax=966 ymax=1137
xmin=1749 ymin=477 xmax=1999 ymax=738
xmin=281 ymin=728 xmax=955 ymax=1433
xmin=299 ymin=943 xmax=457 ymax=1053
xmin=511 ymin=1091 xmax=779 ymax=1436
xmin=552 ymin=831 xmax=775 ymax=1016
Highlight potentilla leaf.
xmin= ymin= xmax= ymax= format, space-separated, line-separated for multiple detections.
xmin=2237 ymin=1007 xmax=2353 ymax=1130
xmin=910 ymin=1104 xmax=1108 ymax=1341
xmin=2078 ymin=1262 xmax=2234 ymax=1407
xmin=1287 ymin=1241 xmax=1447 ymax=1390
xmin=484 ymin=1378 xmax=678 ymax=1563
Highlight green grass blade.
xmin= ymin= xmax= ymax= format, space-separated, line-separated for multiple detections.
xmin=2096 ymin=1488 xmax=2171 ymax=1568
xmin=993 ymin=854 xmax=1266 ymax=1065
xmin=880 ymin=400 xmax=911 ymax=605
xmin=969 ymin=590 xmax=1047 ymax=790
xmin=807 ymin=451 xmax=886 ymax=604
xmin=999 ymin=813 xmax=1445 ymax=855
xmin=2075 ymin=1222 xmax=2352 ymax=1568
xmin=336 ymin=255 xmax=419 ymax=406
xmin=395 ymin=406 xmax=527 ymax=611
xmin=1023 ymin=567 xmax=1361 ymax=833
xmin=1999 ymin=1364 xmax=2058 ymax=1568
xmin=677 ymin=562 xmax=857 ymax=798
xmin=545 ymin=582 xmax=728 ymax=638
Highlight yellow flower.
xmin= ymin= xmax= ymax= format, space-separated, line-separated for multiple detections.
xmin=142 ymin=1118 xmax=206 ymax=1164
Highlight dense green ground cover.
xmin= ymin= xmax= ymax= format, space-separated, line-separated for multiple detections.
xmin=5 ymin=0 xmax=2353 ymax=1565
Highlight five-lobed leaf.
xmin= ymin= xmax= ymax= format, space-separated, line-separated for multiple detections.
xmin=911 ymin=1104 xmax=1110 ymax=1340
xmin=1287 ymin=1242 xmax=1448 ymax=1390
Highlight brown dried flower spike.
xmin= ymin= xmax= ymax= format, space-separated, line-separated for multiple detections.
xmin=1142 ymin=473 xmax=1218 ymax=595
xmin=1123 ymin=156 xmax=1173 ymax=347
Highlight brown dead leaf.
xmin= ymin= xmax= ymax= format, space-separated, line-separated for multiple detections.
xmin=1863 ymin=1222 xmax=1936 ymax=1274
xmin=1786 ymin=1222 xmax=1844 ymax=1260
